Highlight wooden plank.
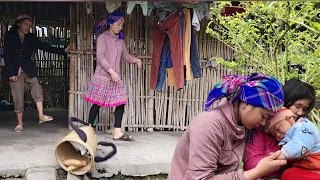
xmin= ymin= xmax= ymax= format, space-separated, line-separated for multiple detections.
xmin=186 ymin=76 xmax=192 ymax=125
xmin=195 ymin=78 xmax=200 ymax=116
xmin=172 ymin=86 xmax=178 ymax=130
xmin=201 ymin=66 xmax=206 ymax=111
xmin=181 ymin=81 xmax=188 ymax=130
xmin=166 ymin=86 xmax=173 ymax=129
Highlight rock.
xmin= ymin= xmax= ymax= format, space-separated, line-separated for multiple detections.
xmin=67 ymin=173 xmax=81 ymax=180
xmin=25 ymin=167 xmax=57 ymax=180
xmin=67 ymin=173 xmax=89 ymax=180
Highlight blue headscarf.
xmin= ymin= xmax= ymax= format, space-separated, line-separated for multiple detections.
xmin=204 ymin=72 xmax=284 ymax=113
xmin=97 ymin=12 xmax=125 ymax=39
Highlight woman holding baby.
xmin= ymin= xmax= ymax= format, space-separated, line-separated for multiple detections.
xmin=168 ymin=72 xmax=288 ymax=180
xmin=244 ymin=78 xmax=319 ymax=180
xmin=168 ymin=72 xmax=318 ymax=180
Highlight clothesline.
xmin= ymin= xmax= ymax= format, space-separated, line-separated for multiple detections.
xmin=68 ymin=51 xmax=211 ymax=63
xmin=104 ymin=1 xmax=212 ymax=22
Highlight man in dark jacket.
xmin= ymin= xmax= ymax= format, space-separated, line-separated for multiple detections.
xmin=4 ymin=14 xmax=70 ymax=132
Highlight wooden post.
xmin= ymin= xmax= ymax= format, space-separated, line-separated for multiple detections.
xmin=75 ymin=2 xmax=81 ymax=120
xmin=63 ymin=15 xmax=68 ymax=109
xmin=69 ymin=3 xmax=76 ymax=123
xmin=146 ymin=14 xmax=154 ymax=132
xmin=32 ymin=16 xmax=36 ymax=34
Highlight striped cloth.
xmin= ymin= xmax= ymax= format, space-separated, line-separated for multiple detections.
xmin=204 ymin=72 xmax=284 ymax=113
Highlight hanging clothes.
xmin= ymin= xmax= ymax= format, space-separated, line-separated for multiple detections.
xmin=105 ymin=0 xmax=121 ymax=13
xmin=180 ymin=9 xmax=185 ymax=67
xmin=181 ymin=2 xmax=212 ymax=20
xmin=148 ymin=2 xmax=176 ymax=17
xmin=182 ymin=8 xmax=192 ymax=81
xmin=157 ymin=14 xmax=185 ymax=89
xmin=195 ymin=2 xmax=211 ymax=20
xmin=192 ymin=9 xmax=200 ymax=31
xmin=127 ymin=1 xmax=148 ymax=16
xmin=167 ymin=68 xmax=176 ymax=86
xmin=156 ymin=36 xmax=171 ymax=91
xmin=167 ymin=9 xmax=185 ymax=86
xmin=167 ymin=51 xmax=173 ymax=68
xmin=190 ymin=9 xmax=202 ymax=78
xmin=154 ymin=39 xmax=176 ymax=89
xmin=151 ymin=12 xmax=184 ymax=90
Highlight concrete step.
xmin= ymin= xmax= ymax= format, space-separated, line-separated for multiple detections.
xmin=25 ymin=167 xmax=57 ymax=180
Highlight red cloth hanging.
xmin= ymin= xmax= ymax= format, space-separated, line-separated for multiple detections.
xmin=221 ymin=6 xmax=245 ymax=17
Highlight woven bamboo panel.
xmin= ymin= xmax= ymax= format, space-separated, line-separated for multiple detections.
xmin=68 ymin=3 xmax=237 ymax=132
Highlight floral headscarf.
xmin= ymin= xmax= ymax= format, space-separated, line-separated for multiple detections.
xmin=97 ymin=12 xmax=125 ymax=39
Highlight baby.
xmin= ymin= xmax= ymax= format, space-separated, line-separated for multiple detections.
xmin=264 ymin=108 xmax=320 ymax=174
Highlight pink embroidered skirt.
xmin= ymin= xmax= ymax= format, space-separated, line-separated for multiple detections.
xmin=84 ymin=76 xmax=126 ymax=107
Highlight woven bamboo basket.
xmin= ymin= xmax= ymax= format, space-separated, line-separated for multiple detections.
xmin=55 ymin=126 xmax=97 ymax=175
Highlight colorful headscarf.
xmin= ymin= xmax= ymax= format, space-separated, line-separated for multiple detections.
xmin=204 ymin=72 xmax=284 ymax=113
xmin=97 ymin=12 xmax=125 ymax=39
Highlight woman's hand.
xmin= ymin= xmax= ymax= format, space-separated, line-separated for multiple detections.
xmin=255 ymin=150 xmax=287 ymax=177
xmin=9 ymin=76 xmax=18 ymax=82
xmin=276 ymin=152 xmax=286 ymax=160
xmin=108 ymin=69 xmax=120 ymax=83
xmin=17 ymin=67 xmax=22 ymax=77
xmin=244 ymin=150 xmax=287 ymax=180
xmin=135 ymin=58 xmax=142 ymax=69
xmin=269 ymin=151 xmax=286 ymax=160
xmin=64 ymin=44 xmax=72 ymax=53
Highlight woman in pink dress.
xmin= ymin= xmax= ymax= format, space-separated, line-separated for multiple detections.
xmin=85 ymin=12 xmax=141 ymax=141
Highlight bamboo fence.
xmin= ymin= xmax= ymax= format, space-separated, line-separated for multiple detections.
xmin=68 ymin=3 xmax=237 ymax=132
xmin=34 ymin=43 xmax=68 ymax=108
xmin=69 ymin=2 xmax=318 ymax=132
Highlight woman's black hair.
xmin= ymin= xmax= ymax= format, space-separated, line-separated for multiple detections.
xmin=283 ymin=78 xmax=316 ymax=116
xmin=9 ymin=17 xmax=32 ymax=33
xmin=105 ymin=24 xmax=110 ymax=31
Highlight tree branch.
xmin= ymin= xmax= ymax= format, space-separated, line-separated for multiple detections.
xmin=281 ymin=18 xmax=320 ymax=34
xmin=250 ymin=9 xmax=279 ymax=38
xmin=273 ymin=18 xmax=290 ymax=79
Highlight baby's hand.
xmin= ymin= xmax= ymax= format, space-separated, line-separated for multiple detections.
xmin=276 ymin=152 xmax=286 ymax=160
xmin=269 ymin=151 xmax=286 ymax=160
xmin=286 ymin=152 xmax=310 ymax=162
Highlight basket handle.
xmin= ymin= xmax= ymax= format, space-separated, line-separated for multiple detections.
xmin=69 ymin=117 xmax=89 ymax=142
xmin=69 ymin=117 xmax=117 ymax=162
xmin=94 ymin=142 xmax=117 ymax=162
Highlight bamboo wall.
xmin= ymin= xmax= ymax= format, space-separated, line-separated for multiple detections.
xmin=68 ymin=3 xmax=235 ymax=132
xmin=35 ymin=43 xmax=68 ymax=108
xmin=0 ymin=2 xmax=70 ymax=27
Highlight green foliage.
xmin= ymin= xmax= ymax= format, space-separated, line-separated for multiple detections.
xmin=207 ymin=1 xmax=320 ymax=127
xmin=207 ymin=1 xmax=320 ymax=89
